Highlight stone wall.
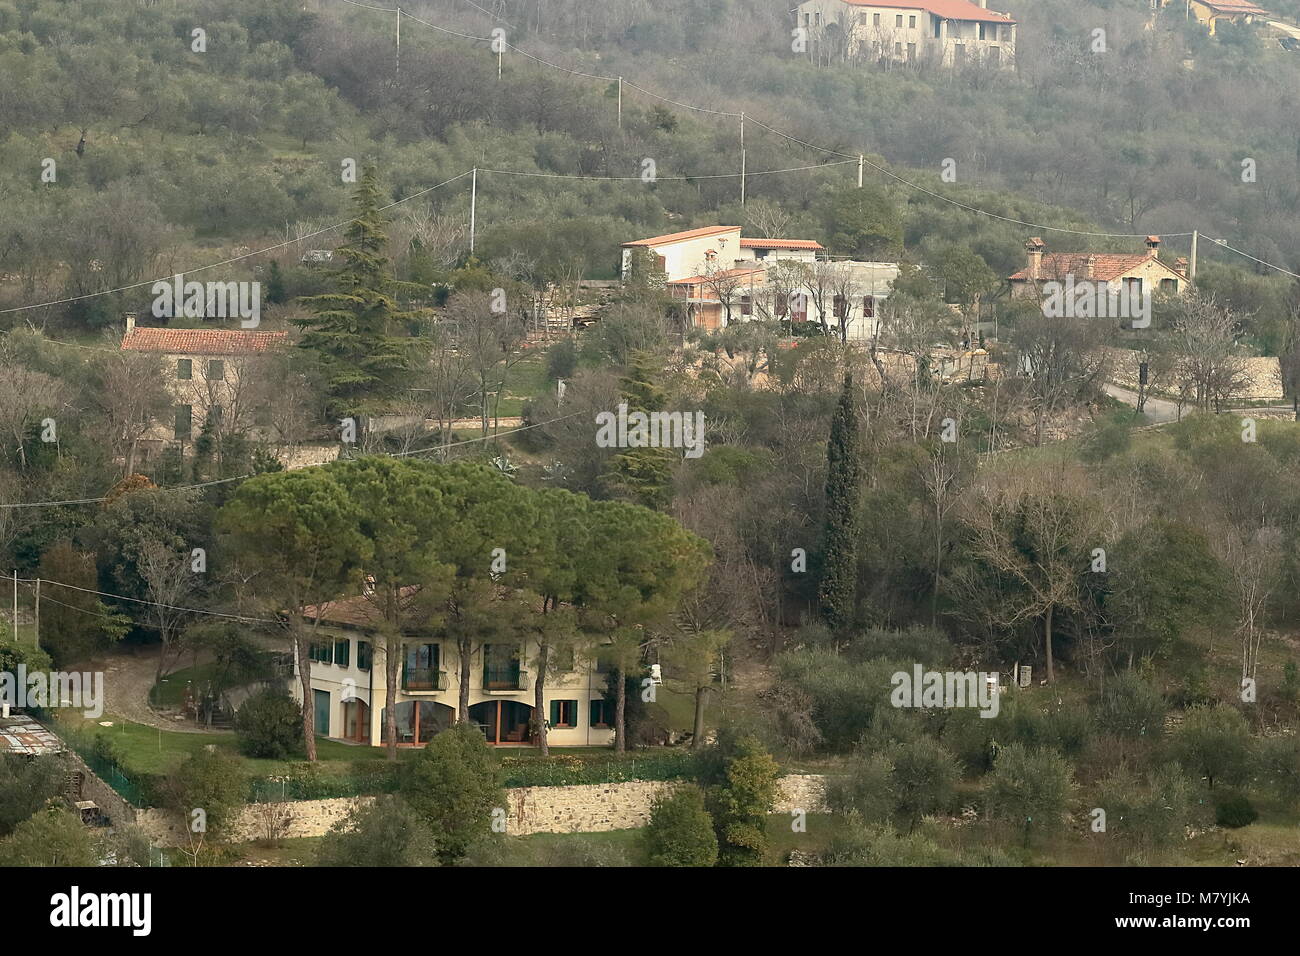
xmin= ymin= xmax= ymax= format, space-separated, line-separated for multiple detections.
xmin=136 ymin=774 xmax=829 ymax=847
xmin=66 ymin=752 xmax=139 ymax=827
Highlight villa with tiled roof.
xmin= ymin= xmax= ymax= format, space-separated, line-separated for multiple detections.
xmin=793 ymin=0 xmax=1016 ymax=68
xmin=1008 ymin=236 xmax=1190 ymax=302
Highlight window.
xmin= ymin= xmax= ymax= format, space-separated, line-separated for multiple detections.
xmin=176 ymin=358 xmax=192 ymax=381
xmin=895 ymin=14 xmax=903 ymax=27
xmin=790 ymin=294 xmax=808 ymax=322
xmin=1160 ymin=278 xmax=1177 ymax=294
xmin=207 ymin=359 xmax=225 ymax=380
xmin=979 ymin=22 xmax=987 ymax=40
xmin=308 ymin=642 xmax=334 ymax=665
xmin=590 ymin=699 xmax=612 ymax=727
xmin=740 ymin=295 xmax=753 ymax=317
xmin=1123 ymin=277 xmax=1144 ymax=304
xmin=404 ymin=643 xmax=442 ymax=691
xmin=863 ymin=296 xmax=876 ymax=319
xmin=873 ymin=12 xmax=881 ymax=26
xmin=814 ymin=11 xmax=821 ymax=25
xmin=357 ymin=640 xmax=372 ymax=672
xmin=334 ymin=639 xmax=350 ymax=668
xmin=859 ymin=13 xmax=866 ymax=25
xmin=549 ymin=699 xmax=578 ymax=728
xmin=907 ymin=42 xmax=916 ymax=60
xmin=175 ymin=405 xmax=192 ymax=440
xmin=909 ymin=15 xmax=916 ymax=28
xmin=895 ymin=41 xmax=903 ymax=55
xmin=484 ymin=643 xmax=522 ymax=690
xmin=803 ymin=12 xmax=809 ymax=25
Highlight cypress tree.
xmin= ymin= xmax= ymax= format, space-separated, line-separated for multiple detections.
xmin=819 ymin=371 xmax=862 ymax=634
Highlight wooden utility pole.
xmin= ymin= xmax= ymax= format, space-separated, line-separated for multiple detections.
xmin=469 ymin=168 xmax=478 ymax=254
xmin=739 ymin=112 xmax=746 ymax=205
xmin=396 ymin=7 xmax=401 ymax=79
xmin=858 ymin=154 xmax=864 ymax=187
xmin=33 ymin=578 xmax=39 ymax=650
xmin=617 ymin=77 xmax=623 ymax=128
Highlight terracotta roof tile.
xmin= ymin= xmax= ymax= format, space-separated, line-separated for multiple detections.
xmin=739 ymin=238 xmax=825 ymax=250
xmin=1008 ymin=253 xmax=1187 ymax=283
xmin=842 ymin=0 xmax=1015 ymax=24
xmin=120 ymin=328 xmax=289 ymax=355
xmin=623 ymin=226 xmax=741 ymax=247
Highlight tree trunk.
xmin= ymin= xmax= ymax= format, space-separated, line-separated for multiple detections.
xmin=692 ymin=684 xmax=707 ymax=748
xmin=613 ymin=667 xmax=626 ymax=753
xmin=296 ymin=625 xmax=317 ymax=762
xmin=458 ymin=633 xmax=471 ymax=722
xmin=1044 ymin=605 xmax=1055 ymax=685
xmin=385 ymin=631 xmax=399 ymax=761
xmin=534 ymin=641 xmax=549 ymax=756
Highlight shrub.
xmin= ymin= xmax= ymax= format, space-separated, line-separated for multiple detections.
xmin=316 ymin=795 xmax=434 ymax=867
xmin=1171 ymin=704 xmax=1252 ymax=790
xmin=1095 ymin=671 xmax=1165 ymax=741
xmin=644 ymin=785 xmax=718 ymax=867
xmin=1214 ymin=792 xmax=1258 ymax=829
xmin=985 ymin=744 xmax=1075 ymax=847
xmin=701 ymin=733 xmax=780 ymax=867
xmin=163 ymin=747 xmax=249 ymax=850
xmin=401 ymin=723 xmax=505 ymax=864
xmin=0 ymin=809 xmax=98 ymax=867
xmin=234 ymin=686 xmax=304 ymax=759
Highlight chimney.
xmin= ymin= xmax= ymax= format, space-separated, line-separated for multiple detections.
xmin=1175 ymin=256 xmax=1189 ymax=275
xmin=1145 ymin=235 xmax=1161 ymax=259
xmin=977 ymin=0 xmax=988 ymax=7
xmin=1025 ymin=237 xmax=1045 ymax=281
xmin=124 ymin=312 xmax=137 ymax=334
xmin=1080 ymin=256 xmax=1096 ymax=282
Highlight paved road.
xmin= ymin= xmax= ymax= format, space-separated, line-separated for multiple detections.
xmin=1104 ymin=384 xmax=1181 ymax=423
xmin=1266 ymin=18 xmax=1300 ymax=41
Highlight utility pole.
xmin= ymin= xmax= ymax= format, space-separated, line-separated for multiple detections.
xmin=617 ymin=77 xmax=622 ymax=129
xmin=1190 ymin=229 xmax=1198 ymax=282
xmin=33 ymin=578 xmax=39 ymax=650
xmin=858 ymin=154 xmax=864 ymax=188
xmin=11 ymin=570 xmax=16 ymax=644
xmin=396 ymin=7 xmax=401 ymax=80
xmin=469 ymin=167 xmax=478 ymax=255
xmin=498 ymin=46 xmax=503 ymax=80
xmin=739 ymin=112 xmax=746 ymax=205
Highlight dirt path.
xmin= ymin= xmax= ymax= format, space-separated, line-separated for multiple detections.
xmin=84 ymin=644 xmax=225 ymax=734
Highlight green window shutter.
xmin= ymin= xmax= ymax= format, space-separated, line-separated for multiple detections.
xmin=335 ymin=640 xmax=349 ymax=668
xmin=549 ymin=701 xmax=559 ymax=726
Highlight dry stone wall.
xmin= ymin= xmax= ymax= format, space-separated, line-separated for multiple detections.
xmin=136 ymin=774 xmax=829 ymax=847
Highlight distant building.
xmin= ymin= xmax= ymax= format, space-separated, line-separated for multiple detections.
xmin=623 ymin=226 xmax=898 ymax=338
xmin=1008 ymin=236 xmax=1190 ymax=302
xmin=1156 ymin=0 xmax=1270 ymax=36
xmin=119 ymin=317 xmax=289 ymax=457
xmin=292 ymin=593 xmax=615 ymax=749
xmin=793 ymin=0 xmax=1017 ymax=69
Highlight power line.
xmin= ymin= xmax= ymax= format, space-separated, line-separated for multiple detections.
xmin=17 ymin=577 xmax=278 ymax=625
xmin=0 ymin=170 xmax=475 ymax=316
xmin=0 ymin=411 xmax=587 ymax=510
xmin=479 ymin=160 xmax=853 ymax=181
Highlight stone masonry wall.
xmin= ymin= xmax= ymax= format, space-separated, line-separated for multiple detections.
xmin=136 ymin=774 xmax=829 ymax=847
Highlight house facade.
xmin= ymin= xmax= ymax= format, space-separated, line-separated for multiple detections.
xmin=292 ymin=596 xmax=615 ymax=749
xmin=1156 ymin=0 xmax=1270 ymax=35
xmin=794 ymin=0 xmax=1017 ymax=68
xmin=119 ymin=317 xmax=289 ymax=459
xmin=1008 ymin=236 xmax=1190 ymax=303
xmin=625 ymin=226 xmax=899 ymax=339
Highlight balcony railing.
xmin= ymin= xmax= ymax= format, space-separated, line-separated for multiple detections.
xmin=483 ymin=667 xmax=529 ymax=691
xmin=402 ymin=668 xmax=447 ymax=692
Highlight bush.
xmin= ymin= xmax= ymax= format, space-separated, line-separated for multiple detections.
xmin=401 ymin=724 xmax=505 ymax=864
xmin=1171 ymin=704 xmax=1252 ymax=790
xmin=1095 ymin=671 xmax=1165 ymax=741
xmin=701 ymin=733 xmax=780 ymax=867
xmin=643 ymin=785 xmax=718 ymax=867
xmin=164 ymin=747 xmax=249 ymax=845
xmin=316 ymin=795 xmax=434 ymax=867
xmin=985 ymin=744 xmax=1075 ymax=847
xmin=234 ymin=686 xmax=304 ymax=759
xmin=1214 ymin=792 xmax=1258 ymax=829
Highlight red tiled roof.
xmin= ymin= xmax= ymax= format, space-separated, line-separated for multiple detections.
xmin=1009 ymin=253 xmax=1186 ymax=282
xmin=668 ymin=267 xmax=766 ymax=285
xmin=623 ymin=226 xmax=740 ymax=247
xmin=1198 ymin=0 xmax=1267 ymax=14
xmin=121 ymin=328 xmax=289 ymax=355
xmin=841 ymin=0 xmax=1015 ymax=24
xmin=740 ymin=238 xmax=825 ymax=251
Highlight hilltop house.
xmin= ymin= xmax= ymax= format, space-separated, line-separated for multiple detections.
xmin=291 ymin=594 xmax=615 ymax=748
xmin=119 ymin=315 xmax=289 ymax=457
xmin=793 ymin=0 xmax=1017 ymax=68
xmin=1155 ymin=0 xmax=1270 ymax=35
xmin=1008 ymin=236 xmax=1190 ymax=302
xmin=623 ymin=226 xmax=899 ymax=338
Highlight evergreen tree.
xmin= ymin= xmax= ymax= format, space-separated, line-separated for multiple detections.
xmin=600 ymin=351 xmax=675 ymax=509
xmin=295 ymin=166 xmax=426 ymax=421
xmin=819 ymin=372 xmax=862 ymax=635
xmin=265 ymin=259 xmax=287 ymax=305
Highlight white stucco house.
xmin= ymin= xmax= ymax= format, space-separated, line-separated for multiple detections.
xmin=793 ymin=0 xmax=1017 ymax=68
xmin=291 ymin=594 xmax=616 ymax=749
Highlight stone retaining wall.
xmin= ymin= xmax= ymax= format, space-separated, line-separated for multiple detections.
xmin=136 ymin=774 xmax=829 ymax=847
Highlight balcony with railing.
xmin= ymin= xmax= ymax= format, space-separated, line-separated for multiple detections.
xmin=402 ymin=667 xmax=448 ymax=693
xmin=483 ymin=665 xmax=529 ymax=692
